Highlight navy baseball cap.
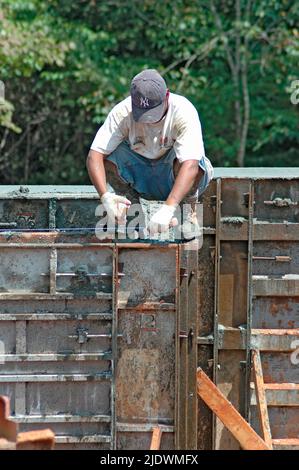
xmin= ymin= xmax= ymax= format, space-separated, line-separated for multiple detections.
xmin=130 ymin=69 xmax=167 ymax=123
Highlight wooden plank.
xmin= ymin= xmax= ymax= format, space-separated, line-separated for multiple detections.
xmin=272 ymin=438 xmax=299 ymax=450
xmin=0 ymin=438 xmax=16 ymax=450
xmin=252 ymin=350 xmax=273 ymax=449
xmin=150 ymin=427 xmax=162 ymax=450
xmin=265 ymin=383 xmax=299 ymax=390
xmin=196 ymin=368 xmax=271 ymax=450
xmin=17 ymin=429 xmax=55 ymax=450
xmin=252 ymin=329 xmax=299 ymax=336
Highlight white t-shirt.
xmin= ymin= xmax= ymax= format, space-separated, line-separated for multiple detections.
xmin=90 ymin=92 xmax=205 ymax=163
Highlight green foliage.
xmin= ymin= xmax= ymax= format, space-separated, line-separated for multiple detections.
xmin=0 ymin=0 xmax=298 ymax=184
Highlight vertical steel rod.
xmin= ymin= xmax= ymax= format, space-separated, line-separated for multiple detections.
xmin=111 ymin=244 xmax=118 ymax=449
xmin=245 ymin=181 xmax=255 ymax=420
xmin=212 ymin=178 xmax=222 ymax=449
xmin=177 ymin=244 xmax=189 ymax=448
xmin=175 ymin=245 xmax=181 ymax=449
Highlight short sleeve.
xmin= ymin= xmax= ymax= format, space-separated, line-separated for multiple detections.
xmin=90 ymin=103 xmax=128 ymax=155
xmin=173 ymin=104 xmax=205 ymax=163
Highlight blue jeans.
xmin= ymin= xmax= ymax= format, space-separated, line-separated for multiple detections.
xmin=106 ymin=141 xmax=214 ymax=201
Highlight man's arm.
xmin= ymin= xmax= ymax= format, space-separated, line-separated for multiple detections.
xmin=86 ymin=149 xmax=131 ymax=223
xmin=166 ymin=160 xmax=203 ymax=206
xmin=86 ymin=149 xmax=108 ymax=197
xmin=148 ymin=160 xmax=203 ymax=235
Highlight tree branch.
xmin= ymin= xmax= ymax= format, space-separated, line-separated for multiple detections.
xmin=237 ymin=0 xmax=251 ymax=167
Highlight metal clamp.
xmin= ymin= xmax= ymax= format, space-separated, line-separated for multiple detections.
xmin=179 ymin=331 xmax=188 ymax=338
xmin=68 ymin=327 xmax=111 ymax=344
xmin=264 ymin=197 xmax=298 ymax=207
xmin=179 ymin=328 xmax=194 ymax=350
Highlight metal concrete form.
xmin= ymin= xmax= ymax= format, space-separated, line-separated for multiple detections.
xmin=0 ymin=170 xmax=299 ymax=450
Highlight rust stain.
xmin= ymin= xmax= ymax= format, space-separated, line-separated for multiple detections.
xmin=270 ymin=299 xmax=293 ymax=317
xmin=270 ymin=302 xmax=279 ymax=316
xmin=116 ymin=349 xmax=160 ymax=420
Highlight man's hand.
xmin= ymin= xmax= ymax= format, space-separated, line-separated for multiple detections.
xmin=101 ymin=192 xmax=131 ymax=224
xmin=148 ymin=204 xmax=178 ymax=236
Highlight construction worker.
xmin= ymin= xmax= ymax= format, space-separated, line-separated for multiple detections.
xmin=87 ymin=69 xmax=214 ymax=239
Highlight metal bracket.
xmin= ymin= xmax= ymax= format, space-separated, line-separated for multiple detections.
xmin=253 ymin=255 xmax=292 ymax=262
xmin=179 ymin=328 xmax=194 ymax=351
xmin=0 ymin=222 xmax=17 ymax=228
xmin=209 ymin=195 xmax=222 ymax=213
xmin=243 ymin=192 xmax=250 ymax=207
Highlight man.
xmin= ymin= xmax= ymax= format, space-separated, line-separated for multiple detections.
xmin=87 ymin=69 xmax=214 ymax=239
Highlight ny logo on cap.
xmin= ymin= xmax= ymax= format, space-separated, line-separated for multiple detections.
xmin=140 ymin=97 xmax=149 ymax=108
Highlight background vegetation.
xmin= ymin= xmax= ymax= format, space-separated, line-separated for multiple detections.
xmin=0 ymin=0 xmax=298 ymax=184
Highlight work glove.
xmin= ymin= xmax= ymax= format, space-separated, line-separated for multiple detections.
xmin=148 ymin=204 xmax=178 ymax=236
xmin=101 ymin=192 xmax=131 ymax=224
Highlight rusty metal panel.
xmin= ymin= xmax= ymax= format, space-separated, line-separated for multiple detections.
xmin=215 ymin=350 xmax=244 ymax=450
xmin=249 ymin=178 xmax=299 ymax=449
xmin=117 ymin=248 xmax=176 ymax=307
xmin=115 ymin=246 xmax=178 ymax=450
xmin=0 ymin=294 xmax=113 ymax=449
xmin=55 ymin=200 xmax=100 ymax=229
xmin=252 ymin=297 xmax=299 ymax=329
xmin=117 ymin=430 xmax=174 ymax=450
xmin=0 ymin=223 xmax=181 ymax=450
xmin=210 ymin=175 xmax=299 ymax=450
xmin=196 ymin=234 xmax=214 ymax=450
xmin=176 ymin=243 xmax=199 ymax=450
xmin=116 ymin=311 xmax=175 ymax=418
xmin=0 ymin=199 xmax=49 ymax=229
xmin=56 ymin=247 xmax=113 ymax=294
xmin=0 ymin=248 xmax=49 ymax=293
xmin=220 ymin=179 xmax=250 ymax=218
xmin=251 ymin=407 xmax=299 ymax=439
xmin=212 ymin=177 xmax=250 ymax=449
xmin=1 ymin=176 xmax=299 ymax=450
xmin=254 ymin=179 xmax=299 ymax=222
